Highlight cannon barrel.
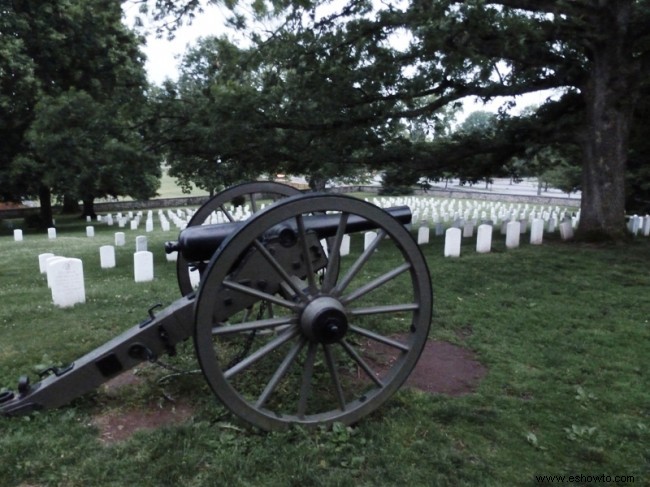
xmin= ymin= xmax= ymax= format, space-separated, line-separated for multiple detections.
xmin=166 ymin=205 xmax=412 ymax=262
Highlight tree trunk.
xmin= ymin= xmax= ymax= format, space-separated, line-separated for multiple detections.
xmin=308 ymin=175 xmax=328 ymax=192
xmin=62 ymin=194 xmax=80 ymax=214
xmin=38 ymin=185 xmax=54 ymax=228
xmin=82 ymin=197 xmax=96 ymax=219
xmin=578 ymin=2 xmax=636 ymax=241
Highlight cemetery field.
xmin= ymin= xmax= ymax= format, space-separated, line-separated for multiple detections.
xmin=0 ymin=213 xmax=649 ymax=486
xmin=156 ymin=168 xmax=210 ymax=199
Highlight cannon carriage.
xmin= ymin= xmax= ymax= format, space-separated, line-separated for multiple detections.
xmin=0 ymin=183 xmax=432 ymax=431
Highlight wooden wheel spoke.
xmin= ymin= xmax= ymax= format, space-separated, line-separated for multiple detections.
xmin=222 ymin=279 xmax=300 ymax=311
xmin=321 ymin=212 xmax=349 ymax=293
xmin=256 ymin=338 xmax=306 ymax=409
xmin=249 ymin=194 xmax=258 ymax=213
xmin=223 ymin=327 xmax=299 ymax=379
xmin=323 ymin=344 xmax=347 ymax=411
xmin=349 ymin=325 xmax=411 ymax=352
xmin=212 ymin=316 xmax=297 ymax=336
xmin=341 ymin=262 xmax=411 ymax=305
xmin=219 ymin=204 xmax=235 ymax=223
xmin=252 ymin=240 xmax=308 ymax=301
xmin=333 ymin=229 xmax=387 ymax=296
xmin=295 ymin=214 xmax=318 ymax=294
xmin=348 ymin=303 xmax=419 ymax=316
xmin=340 ymin=339 xmax=383 ymax=387
xmin=297 ymin=341 xmax=318 ymax=417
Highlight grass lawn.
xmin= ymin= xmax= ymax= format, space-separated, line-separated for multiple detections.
xmin=0 ymin=207 xmax=648 ymax=486
xmin=156 ymin=168 xmax=210 ymax=199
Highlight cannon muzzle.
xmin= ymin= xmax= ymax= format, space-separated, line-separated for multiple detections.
xmin=167 ymin=205 xmax=411 ymax=262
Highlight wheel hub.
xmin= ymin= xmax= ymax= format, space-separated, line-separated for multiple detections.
xmin=300 ymin=297 xmax=348 ymax=344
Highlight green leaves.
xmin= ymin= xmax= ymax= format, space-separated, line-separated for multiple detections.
xmin=1 ymin=0 xmax=159 ymax=221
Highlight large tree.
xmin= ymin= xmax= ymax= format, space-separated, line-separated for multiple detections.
xmin=153 ymin=35 xmax=385 ymax=192
xmin=26 ymin=89 xmax=160 ymax=218
xmin=141 ymin=0 xmax=649 ymax=240
xmin=1 ymin=0 xmax=159 ymax=225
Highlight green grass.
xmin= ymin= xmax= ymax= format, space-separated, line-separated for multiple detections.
xmin=156 ymin=168 xmax=210 ymax=199
xmin=0 ymin=212 xmax=648 ymax=486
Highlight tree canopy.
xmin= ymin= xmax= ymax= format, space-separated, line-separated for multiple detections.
xmin=1 ymin=0 xmax=160 ymax=224
xmin=4 ymin=0 xmax=649 ymax=238
xmin=141 ymin=0 xmax=649 ymax=240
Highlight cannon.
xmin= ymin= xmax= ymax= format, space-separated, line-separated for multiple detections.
xmin=0 ymin=183 xmax=432 ymax=431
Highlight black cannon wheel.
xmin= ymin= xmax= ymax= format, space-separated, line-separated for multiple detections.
xmin=194 ymin=194 xmax=433 ymax=431
xmin=176 ymin=181 xmax=301 ymax=295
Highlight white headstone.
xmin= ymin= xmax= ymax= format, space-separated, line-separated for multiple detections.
xmin=476 ymin=224 xmax=492 ymax=254
xmin=161 ymin=220 xmax=170 ymax=232
xmin=145 ymin=219 xmax=154 ymax=232
xmin=165 ymin=250 xmax=178 ymax=262
xmin=462 ymin=222 xmax=474 ymax=238
xmin=134 ymin=251 xmax=154 ymax=282
xmin=130 ymin=220 xmax=138 ymax=230
xmin=48 ymin=227 xmax=56 ymax=239
xmin=364 ymin=231 xmax=377 ymax=251
xmin=50 ymin=258 xmax=85 ymax=308
xmin=417 ymin=226 xmax=430 ymax=245
xmin=505 ymin=221 xmax=520 ymax=249
xmin=559 ymin=221 xmax=574 ymax=240
xmin=629 ymin=215 xmax=640 ymax=235
xmin=86 ymin=226 xmax=95 ymax=237
xmin=38 ymin=253 xmax=55 ymax=274
xmin=435 ymin=222 xmax=445 ymax=236
xmin=519 ymin=219 xmax=528 ymax=234
xmin=189 ymin=268 xmax=201 ymax=289
xmin=320 ymin=239 xmax=330 ymax=258
xmin=340 ymin=234 xmax=351 ymax=256
xmin=86 ymin=216 xmax=91 ymax=223
xmin=643 ymin=215 xmax=650 ymax=237
xmin=115 ymin=232 xmax=126 ymax=246
xmin=46 ymin=256 xmax=66 ymax=288
xmin=530 ymin=219 xmax=544 ymax=245
xmin=444 ymin=227 xmax=462 ymax=257
xmin=135 ymin=235 xmax=147 ymax=252
xmin=13 ymin=229 xmax=23 ymax=242
xmin=99 ymin=245 xmax=116 ymax=269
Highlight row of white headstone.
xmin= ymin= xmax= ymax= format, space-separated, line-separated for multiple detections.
xmin=628 ymin=214 xmax=650 ymax=236
xmin=369 ymin=196 xmax=650 ymax=238
xmin=370 ymin=196 xmax=580 ymax=230
xmin=37 ymin=237 xmax=167 ymax=307
xmin=439 ymin=220 xmax=574 ymax=258
xmin=9 ymin=194 xmax=650 ymax=242
xmin=29 ymin=208 xmax=643 ymax=309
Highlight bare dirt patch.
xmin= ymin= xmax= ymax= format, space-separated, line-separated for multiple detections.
xmin=91 ymin=339 xmax=486 ymax=443
xmin=406 ymin=340 xmax=488 ymax=396
xmin=91 ymin=400 xmax=194 ymax=444
xmin=91 ymin=370 xmax=194 ymax=444
xmin=359 ymin=336 xmax=488 ymax=396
